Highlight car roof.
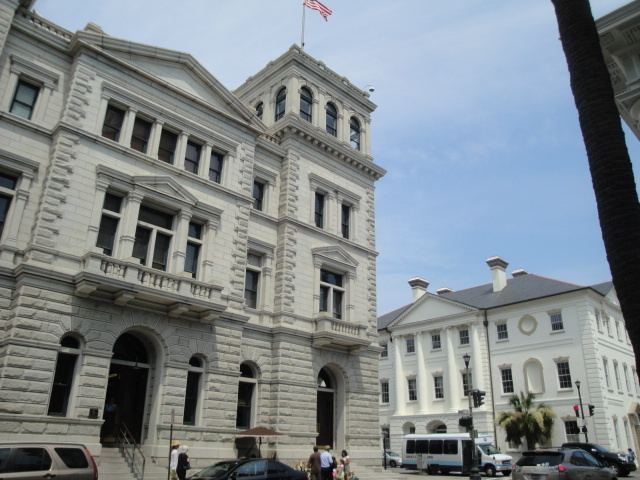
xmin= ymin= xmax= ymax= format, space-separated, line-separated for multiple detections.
xmin=0 ymin=443 xmax=88 ymax=448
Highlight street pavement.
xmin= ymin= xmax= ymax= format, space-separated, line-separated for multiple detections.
xmin=385 ymin=470 xmax=640 ymax=480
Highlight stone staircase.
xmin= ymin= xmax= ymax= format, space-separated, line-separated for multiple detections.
xmin=98 ymin=447 xmax=168 ymax=480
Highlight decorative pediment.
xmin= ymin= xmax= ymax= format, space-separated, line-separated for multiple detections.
xmin=389 ymin=293 xmax=477 ymax=329
xmin=312 ymin=245 xmax=358 ymax=272
xmin=132 ymin=176 xmax=198 ymax=206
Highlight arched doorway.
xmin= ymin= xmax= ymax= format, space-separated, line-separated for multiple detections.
xmin=316 ymin=367 xmax=335 ymax=447
xmin=427 ymin=420 xmax=447 ymax=433
xmin=101 ymin=332 xmax=153 ymax=444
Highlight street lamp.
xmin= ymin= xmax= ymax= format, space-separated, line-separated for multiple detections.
xmin=463 ymin=353 xmax=481 ymax=480
xmin=575 ymin=380 xmax=589 ymax=442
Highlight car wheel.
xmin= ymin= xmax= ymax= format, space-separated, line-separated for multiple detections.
xmin=389 ymin=460 xmax=397 ymax=468
xmin=618 ymin=467 xmax=629 ymax=477
xmin=485 ymin=464 xmax=497 ymax=477
xmin=502 ymin=470 xmax=511 ymax=477
xmin=427 ymin=464 xmax=439 ymax=475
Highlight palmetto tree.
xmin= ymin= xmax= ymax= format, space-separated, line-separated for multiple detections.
xmin=497 ymin=392 xmax=555 ymax=450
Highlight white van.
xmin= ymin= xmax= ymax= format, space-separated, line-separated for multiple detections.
xmin=402 ymin=433 xmax=513 ymax=476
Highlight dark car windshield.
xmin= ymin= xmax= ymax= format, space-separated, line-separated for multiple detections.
xmin=193 ymin=461 xmax=238 ymax=479
xmin=591 ymin=444 xmax=609 ymax=454
xmin=517 ymin=452 xmax=564 ymax=466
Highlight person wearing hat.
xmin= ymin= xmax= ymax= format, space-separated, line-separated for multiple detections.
xmin=170 ymin=441 xmax=180 ymax=480
xmin=176 ymin=445 xmax=190 ymax=480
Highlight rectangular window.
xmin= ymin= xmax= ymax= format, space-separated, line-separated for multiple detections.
xmin=253 ymin=180 xmax=265 ymax=211
xmin=557 ymin=361 xmax=572 ymax=389
xmin=431 ymin=333 xmax=441 ymax=350
xmin=497 ymin=323 xmax=508 ymax=340
xmin=407 ymin=378 xmax=417 ymax=401
xmin=96 ymin=193 xmax=123 ymax=255
xmin=209 ymin=151 xmax=224 ymax=183
xmin=132 ymin=205 xmax=174 ymax=271
xmin=429 ymin=440 xmax=443 ymax=455
xmin=624 ymin=364 xmax=631 ymax=392
xmin=550 ymin=312 xmax=564 ymax=331
xmin=595 ymin=310 xmax=602 ymax=332
xmin=605 ymin=317 xmax=612 ymax=336
xmin=444 ymin=440 xmax=458 ymax=455
xmin=0 ymin=172 xmax=18 ymax=238
xmin=130 ymin=116 xmax=152 ymax=153
xmin=565 ymin=420 xmax=580 ymax=442
xmin=501 ymin=368 xmax=514 ymax=393
xmin=314 ymin=192 xmax=325 ymax=228
xmin=244 ymin=270 xmax=259 ymax=308
xmin=462 ymin=371 xmax=472 ymax=397
xmin=101 ymin=104 xmax=125 ymax=141
xmin=459 ymin=329 xmax=470 ymax=345
xmin=381 ymin=381 xmax=389 ymax=403
xmin=614 ymin=362 xmax=621 ymax=391
xmin=319 ymin=269 xmax=344 ymax=319
xmin=158 ymin=128 xmax=178 ymax=164
xmin=615 ymin=321 xmax=622 ymax=340
xmin=185 ymin=222 xmax=202 ymax=279
xmin=434 ymin=376 xmax=444 ymax=399
xmin=381 ymin=343 xmax=388 ymax=358
xmin=47 ymin=352 xmax=78 ymax=416
xmin=341 ymin=204 xmax=351 ymax=239
xmin=406 ymin=336 xmax=415 ymax=354
xmin=10 ymin=80 xmax=39 ymax=120
xmin=184 ymin=141 xmax=201 ymax=174
xmin=183 ymin=370 xmax=201 ymax=425
xmin=603 ymin=358 xmax=611 ymax=388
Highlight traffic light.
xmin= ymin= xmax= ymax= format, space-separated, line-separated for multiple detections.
xmin=472 ymin=389 xmax=486 ymax=408
xmin=459 ymin=416 xmax=473 ymax=429
xmin=573 ymin=404 xmax=580 ymax=416
xmin=588 ymin=404 xmax=595 ymax=417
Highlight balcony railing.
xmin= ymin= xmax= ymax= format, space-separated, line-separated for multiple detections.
xmin=313 ymin=315 xmax=370 ymax=350
xmin=75 ymin=253 xmax=225 ymax=316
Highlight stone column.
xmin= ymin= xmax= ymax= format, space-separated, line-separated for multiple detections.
xmin=261 ymin=253 xmax=274 ymax=313
xmin=96 ymin=95 xmax=109 ymax=134
xmin=2 ymin=72 xmax=18 ymax=112
xmin=363 ymin=118 xmax=372 ymax=155
xmin=174 ymin=132 xmax=188 ymax=170
xmin=119 ymin=108 xmax=137 ymax=148
xmin=200 ymin=220 xmax=217 ymax=282
xmin=445 ymin=327 xmax=460 ymax=412
xmin=393 ymin=336 xmax=406 ymax=416
xmin=84 ymin=177 xmax=109 ymax=251
xmin=312 ymin=98 xmax=320 ymax=126
xmin=1 ymin=172 xmax=34 ymax=246
xmin=201 ymin=143 xmax=213 ymax=179
xmin=287 ymin=77 xmax=300 ymax=116
xmin=416 ymin=331 xmax=429 ymax=414
xmin=471 ymin=322 xmax=483 ymax=391
xmin=326 ymin=191 xmax=337 ymax=235
xmin=172 ymin=210 xmax=192 ymax=274
xmin=148 ymin=120 xmax=164 ymax=159
xmin=341 ymin=109 xmax=351 ymax=144
xmin=317 ymin=92 xmax=327 ymax=132
xmin=118 ymin=190 xmax=144 ymax=259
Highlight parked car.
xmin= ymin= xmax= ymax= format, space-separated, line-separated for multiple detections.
xmin=188 ymin=458 xmax=307 ymax=480
xmin=0 ymin=443 xmax=98 ymax=480
xmin=385 ymin=450 xmax=402 ymax=467
xmin=513 ymin=448 xmax=616 ymax=480
xmin=562 ymin=442 xmax=636 ymax=476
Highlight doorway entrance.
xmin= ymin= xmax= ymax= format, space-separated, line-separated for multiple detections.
xmin=316 ymin=367 xmax=335 ymax=447
xmin=100 ymin=332 xmax=151 ymax=444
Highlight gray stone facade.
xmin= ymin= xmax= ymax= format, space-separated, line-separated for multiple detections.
xmin=0 ymin=0 xmax=386 ymax=467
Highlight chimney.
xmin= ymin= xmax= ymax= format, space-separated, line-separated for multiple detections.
xmin=512 ymin=269 xmax=528 ymax=278
xmin=436 ymin=287 xmax=453 ymax=295
xmin=486 ymin=256 xmax=509 ymax=292
xmin=408 ymin=277 xmax=429 ymax=301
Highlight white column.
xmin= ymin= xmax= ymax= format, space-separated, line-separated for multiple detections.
xmin=363 ymin=118 xmax=372 ymax=155
xmin=393 ymin=336 xmax=406 ymax=416
xmin=326 ymin=191 xmax=337 ymax=235
xmin=119 ymin=108 xmax=137 ymax=147
xmin=85 ymin=177 xmax=109 ymax=251
xmin=174 ymin=132 xmax=188 ymax=170
xmin=148 ymin=120 xmax=164 ymax=159
xmin=445 ymin=327 xmax=460 ymax=412
xmin=172 ymin=210 xmax=191 ymax=274
xmin=341 ymin=109 xmax=351 ymax=144
xmin=261 ymin=253 xmax=274 ymax=313
xmin=200 ymin=220 xmax=217 ymax=282
xmin=471 ymin=322 xmax=484 ymax=391
xmin=3 ymin=73 xmax=18 ymax=111
xmin=317 ymin=92 xmax=327 ymax=131
xmin=96 ymin=95 xmax=109 ymax=134
xmin=287 ymin=77 xmax=300 ymax=115
xmin=312 ymin=98 xmax=320 ymax=126
xmin=32 ymin=86 xmax=52 ymax=124
xmin=118 ymin=190 xmax=144 ymax=260
xmin=201 ymin=143 xmax=213 ymax=178
xmin=416 ymin=332 xmax=429 ymax=414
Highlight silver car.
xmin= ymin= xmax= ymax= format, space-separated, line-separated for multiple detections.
xmin=0 ymin=443 xmax=98 ymax=480
xmin=513 ymin=448 xmax=616 ymax=480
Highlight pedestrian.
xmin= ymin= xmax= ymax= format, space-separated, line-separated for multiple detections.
xmin=341 ymin=450 xmax=351 ymax=480
xmin=320 ymin=446 xmax=333 ymax=480
xmin=628 ymin=448 xmax=636 ymax=464
xmin=308 ymin=446 xmax=322 ymax=480
xmin=176 ymin=445 xmax=190 ymax=480
xmin=336 ymin=459 xmax=345 ymax=480
xmin=169 ymin=441 xmax=180 ymax=480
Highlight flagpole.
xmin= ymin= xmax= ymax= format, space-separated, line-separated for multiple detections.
xmin=301 ymin=0 xmax=306 ymax=50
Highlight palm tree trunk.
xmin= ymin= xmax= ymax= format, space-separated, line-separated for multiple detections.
xmin=551 ymin=0 xmax=640 ymax=368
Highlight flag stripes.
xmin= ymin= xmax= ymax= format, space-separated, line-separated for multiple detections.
xmin=304 ymin=0 xmax=332 ymax=21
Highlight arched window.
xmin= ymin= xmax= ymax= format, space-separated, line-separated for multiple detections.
xmin=300 ymin=87 xmax=313 ymax=122
xmin=183 ymin=355 xmax=204 ymax=425
xmin=255 ymin=102 xmax=263 ymax=120
xmin=349 ymin=117 xmax=361 ymax=150
xmin=236 ymin=362 xmax=257 ymax=429
xmin=275 ymin=88 xmax=286 ymax=121
xmin=48 ymin=335 xmax=81 ymax=416
xmin=325 ymin=103 xmax=337 ymax=136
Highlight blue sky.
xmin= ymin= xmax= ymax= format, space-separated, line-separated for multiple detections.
xmin=36 ymin=0 xmax=640 ymax=315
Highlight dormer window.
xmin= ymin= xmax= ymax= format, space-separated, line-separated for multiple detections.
xmin=300 ymin=87 xmax=313 ymax=122
xmin=326 ymin=102 xmax=337 ymax=136
xmin=350 ymin=116 xmax=361 ymax=150
xmin=275 ymin=87 xmax=286 ymax=121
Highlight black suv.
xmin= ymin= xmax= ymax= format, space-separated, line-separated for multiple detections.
xmin=561 ymin=442 xmax=636 ymax=476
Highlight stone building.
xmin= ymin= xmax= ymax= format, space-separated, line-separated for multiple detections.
xmin=0 ymin=0 xmax=386 ymax=467
xmin=378 ymin=257 xmax=640 ymax=457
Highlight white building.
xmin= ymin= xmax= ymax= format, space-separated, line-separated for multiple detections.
xmin=378 ymin=257 xmax=640 ymax=457
xmin=0 ymin=0 xmax=386 ymax=468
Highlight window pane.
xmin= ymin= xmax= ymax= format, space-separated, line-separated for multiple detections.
xmin=96 ymin=215 xmax=119 ymax=255
xmin=54 ymin=448 xmax=88 ymax=469
xmin=131 ymin=117 xmax=152 ymax=153
xmin=183 ymin=371 xmax=200 ymax=425
xmin=253 ymin=180 xmax=264 ymax=211
xmin=152 ymin=233 xmax=171 ymax=270
xmin=132 ymin=226 xmax=151 ymax=265
xmin=275 ymin=88 xmax=286 ymax=121
xmin=0 ymin=173 xmax=17 ymax=190
xmin=8 ymin=448 xmax=52 ymax=473
xmin=321 ymin=270 xmax=343 ymax=287
xmin=326 ymin=103 xmax=337 ymax=136
xmin=188 ymin=222 xmax=202 ymax=239
xmin=315 ymin=192 xmax=324 ymax=228
xmin=11 ymin=81 xmax=39 ymax=119
xmin=185 ymin=242 xmax=200 ymax=278
xmin=47 ymin=353 xmax=77 ymax=416
xmin=209 ymin=152 xmax=224 ymax=183
xmin=300 ymin=88 xmax=312 ymax=122
xmin=0 ymin=448 xmax=10 ymax=471
xmin=350 ymin=117 xmax=361 ymax=150
xmin=138 ymin=205 xmax=173 ymax=229
xmin=0 ymin=194 xmax=12 ymax=237
xmin=319 ymin=285 xmax=329 ymax=312
xmin=103 ymin=193 xmax=122 ymax=213
xmin=341 ymin=204 xmax=350 ymax=239
xmin=158 ymin=129 xmax=177 ymax=164
xmin=244 ymin=270 xmax=259 ymax=308
xmin=247 ymin=253 xmax=262 ymax=267
xmin=102 ymin=105 xmax=125 ymax=141
xmin=333 ymin=290 xmax=343 ymax=319
xmin=185 ymin=141 xmax=201 ymax=174
xmin=236 ymin=381 xmax=254 ymax=429
xmin=256 ymin=102 xmax=263 ymax=119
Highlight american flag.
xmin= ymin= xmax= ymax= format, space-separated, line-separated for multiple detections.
xmin=304 ymin=0 xmax=332 ymax=21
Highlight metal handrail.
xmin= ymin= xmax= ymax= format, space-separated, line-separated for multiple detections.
xmin=117 ymin=423 xmax=146 ymax=480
